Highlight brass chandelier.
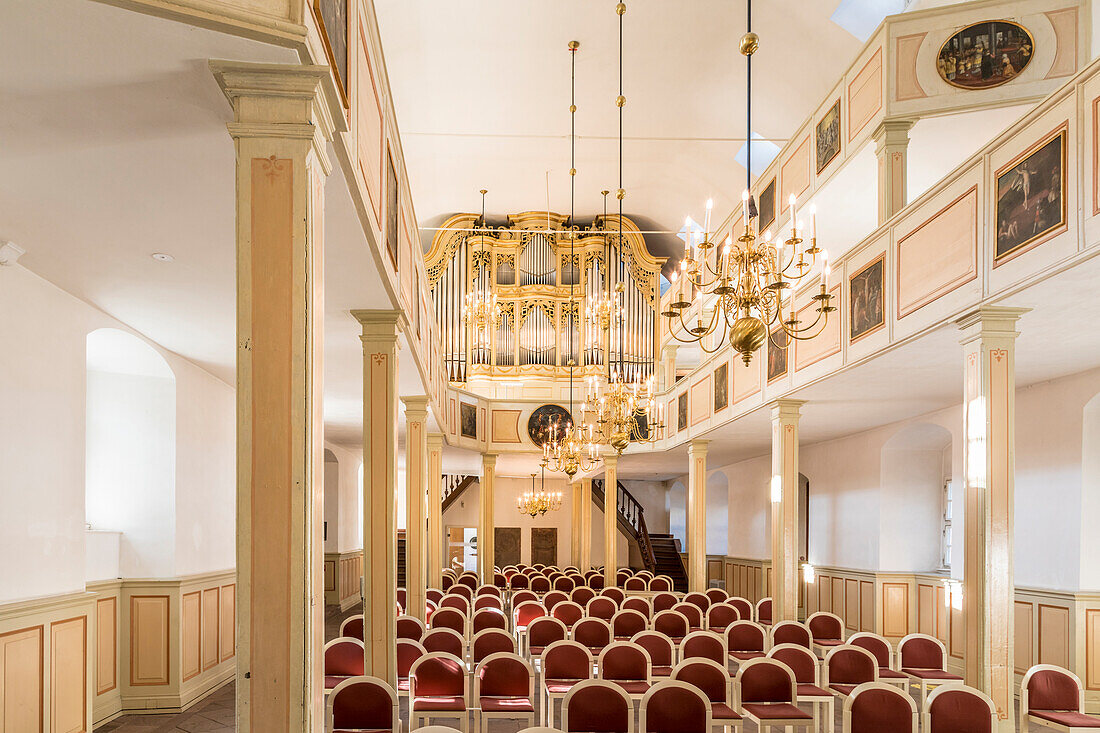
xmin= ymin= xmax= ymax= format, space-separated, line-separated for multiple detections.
xmin=662 ymin=1 xmax=835 ymax=365
xmin=461 ymin=189 xmax=499 ymax=350
xmin=517 ymin=468 xmax=564 ymax=518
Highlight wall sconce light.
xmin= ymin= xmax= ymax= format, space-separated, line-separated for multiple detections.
xmin=770 ymin=475 xmax=782 ymax=503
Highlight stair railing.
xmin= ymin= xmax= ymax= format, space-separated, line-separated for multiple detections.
xmin=592 ymin=479 xmax=657 ymax=573
xmin=441 ymin=473 xmax=477 ymax=512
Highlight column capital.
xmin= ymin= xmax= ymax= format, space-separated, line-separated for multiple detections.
xmin=957 ymin=306 xmax=1030 ymax=343
xmin=768 ymin=399 xmax=805 ymax=421
xmin=401 ymin=396 xmax=430 ymax=420
xmin=354 ymin=309 xmax=405 ymax=341
xmin=872 ymin=118 xmax=916 ymax=148
xmin=688 ymin=439 xmax=710 ymax=456
xmin=481 ymin=452 xmax=499 ymax=469
xmin=601 ymin=452 xmax=619 ymax=467
xmin=660 ymin=343 xmax=679 ymax=357
xmin=426 ymin=432 xmax=445 ymax=449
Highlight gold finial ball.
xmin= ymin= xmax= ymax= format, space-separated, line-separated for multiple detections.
xmin=480 ymin=189 xmax=488 ymax=195
xmin=567 ymin=358 xmax=577 ymax=367
xmin=740 ymin=32 xmax=760 ymax=56
xmin=616 ymin=95 xmax=626 ymax=108
xmin=616 ymin=188 xmax=625 ymax=200
xmin=729 ymin=316 xmax=767 ymax=361
xmin=616 ymin=2 xmax=626 ymax=15
xmin=569 ymin=104 xmax=577 ymax=113
xmin=570 ymin=167 xmax=577 ymax=176
xmin=601 ymin=190 xmax=610 ymax=197
xmin=568 ymin=40 xmax=580 ymax=50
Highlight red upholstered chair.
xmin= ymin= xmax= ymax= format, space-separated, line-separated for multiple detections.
xmin=544 ymin=590 xmax=569 ymax=612
xmin=513 ymin=589 xmax=538 ymax=608
xmin=430 ymin=607 xmax=468 ymax=640
xmin=472 ymin=607 xmax=508 ymax=637
xmin=471 ymin=628 xmax=516 ymax=665
xmin=726 ymin=597 xmax=753 ymax=622
xmin=572 ymin=617 xmax=613 ymax=656
xmin=611 ymin=609 xmax=648 ymax=641
xmin=511 ymin=573 xmax=531 ymax=591
xmin=648 ymin=576 xmax=673 ymax=593
xmin=616 ymin=569 xmax=633 ymax=586
xmin=807 ymin=611 xmax=845 ymax=655
xmin=474 ymin=652 xmax=536 ymax=732
xmin=396 ymin=638 xmax=425 ymax=699
xmin=755 ymin=598 xmax=772 ymax=626
xmin=733 ymin=657 xmax=813 ymax=731
xmin=533 ymin=563 xmax=547 ymax=572
xmin=652 ymin=609 xmax=690 ymax=644
xmin=769 ymin=620 xmax=812 ymax=650
xmin=571 ymin=586 xmax=596 ymax=607
xmin=458 ymin=573 xmax=478 ymax=591
xmin=452 ymin=582 xmax=475 ymax=601
xmin=671 ymin=658 xmax=742 ymax=731
xmin=923 ymin=683 xmax=996 ymax=733
xmin=848 ymin=632 xmax=907 ymax=689
xmin=630 ymin=631 xmax=676 ymax=678
xmin=425 ymin=600 xmax=438 ymax=623
xmin=532 ymin=576 xmax=553 ymax=594
xmin=492 ymin=572 xmax=508 ymax=589
xmin=478 ymin=584 xmax=503 ymax=598
xmin=427 ymin=588 xmax=445 ymax=605
xmin=898 ymin=633 xmax=962 ymax=706
xmin=589 ymin=574 xmax=606 ymax=591
xmin=567 ymin=573 xmax=587 ymax=588
xmin=621 ymin=596 xmax=651 ymax=618
xmin=473 ymin=594 xmax=504 ymax=613
xmin=440 ymin=593 xmax=471 ymax=617
xmin=598 ymin=642 xmax=652 ymax=701
xmin=554 ymin=576 xmax=576 ymax=593
xmin=324 ymin=638 xmax=365 ymax=692
xmin=680 ymin=631 xmax=727 ymax=665
xmin=842 ymin=681 xmax=918 ymax=733
xmin=673 ymin=602 xmax=705 ymax=632
xmin=684 ymin=592 xmax=711 ymax=614
xmin=552 ymin=601 xmax=585 ymax=630
xmin=768 ymin=643 xmax=834 ymax=733
xmin=397 ymin=588 xmax=407 ymax=615
xmin=587 ymin=596 xmax=619 ymax=622
xmin=397 ymin=615 xmax=426 ymax=643
xmin=706 ymin=602 xmax=741 ymax=633
xmin=562 ymin=679 xmax=634 ymax=733
xmin=329 ymin=675 xmax=399 ymax=733
xmin=705 ymin=588 xmax=730 ymax=605
xmin=514 ymin=601 xmax=547 ymax=633
xmin=651 ymin=592 xmax=677 ymax=614
xmin=623 ymin=576 xmax=648 ymax=592
xmin=528 ymin=617 xmax=568 ymax=658
xmin=409 ymin=652 xmax=469 ymax=731
xmin=601 ymin=587 xmax=627 ymax=605
xmin=640 ymin=680 xmax=712 ymax=733
xmin=541 ymin=640 xmax=594 ymax=727
xmin=824 ymin=644 xmax=879 ymax=698
xmin=584 ymin=570 xmax=603 ymax=586
xmin=340 ymin=614 xmax=365 ymax=641
xmin=422 ymin=628 xmax=465 ymax=659
xmin=726 ymin=621 xmax=767 ymax=663
xmin=1020 ymin=664 xmax=1100 ymax=732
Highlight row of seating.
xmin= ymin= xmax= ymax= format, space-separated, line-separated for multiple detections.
xmin=439 ymin=565 xmax=682 ymax=594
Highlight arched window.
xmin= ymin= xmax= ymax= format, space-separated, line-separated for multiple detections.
xmin=880 ymin=423 xmax=953 ymax=572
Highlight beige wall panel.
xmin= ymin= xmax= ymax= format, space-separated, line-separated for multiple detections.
xmin=1086 ymin=608 xmax=1100 ymax=691
xmin=95 ymin=598 xmax=116 ymax=696
xmin=895 ymin=33 xmax=927 ymax=101
xmin=1 ymin=625 xmax=43 ymax=733
xmin=918 ymin=584 xmax=934 ymax=636
xmin=935 ymin=586 xmax=948 ymax=643
xmin=1038 ymin=604 xmax=1070 ymax=668
xmin=781 ymin=136 xmax=812 ymax=206
xmin=844 ymin=579 xmax=858 ymax=630
xmin=324 ymin=560 xmax=337 ymax=592
xmin=732 ymin=354 xmax=760 ymax=403
xmin=1015 ymin=601 xmax=1033 ymax=674
xmin=689 ymin=377 xmax=711 ymax=426
xmin=182 ymin=592 xmax=201 ymax=683
xmin=490 ymin=410 xmax=522 ymax=443
xmin=832 ymin=578 xmax=845 ymax=622
xmin=50 ymin=616 xmax=86 ymax=733
xmin=1045 ymin=8 xmax=1079 ymax=79
xmin=356 ymin=19 xmax=384 ymax=225
xmin=219 ymin=585 xmax=236 ymax=663
xmin=794 ymin=286 xmax=841 ymax=370
xmin=896 ymin=187 xmax=977 ymax=318
xmin=859 ymin=581 xmax=874 ymax=632
xmin=818 ymin=576 xmax=831 ymax=613
xmin=202 ymin=588 xmax=219 ymax=672
xmin=848 ymin=48 xmax=883 ymax=141
xmin=950 ymin=602 xmax=965 ymax=659
xmin=882 ymin=583 xmax=909 ymax=638
xmin=130 ymin=596 xmax=169 ymax=687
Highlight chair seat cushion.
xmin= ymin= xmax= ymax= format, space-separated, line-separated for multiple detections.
xmin=544 ymin=679 xmax=582 ymax=694
xmin=1031 ymin=710 xmax=1100 ymax=728
xmin=815 ymin=639 xmax=843 ymax=647
xmin=333 ymin=729 xmax=392 ymax=733
xmin=528 ymin=646 xmax=546 ymax=656
xmin=712 ymin=703 xmax=742 ymax=720
xmin=479 ymin=696 xmax=534 ymax=713
xmin=902 ymin=668 xmax=962 ymax=681
xmin=412 ymin=695 xmax=466 ymax=712
xmin=878 ymin=668 xmax=907 ymax=679
xmin=829 ymin=684 xmax=857 ymax=697
xmin=325 ymin=674 xmax=351 ymax=689
xmin=742 ymin=703 xmax=813 ymax=720
xmin=729 ymin=651 xmax=765 ymax=661
xmin=397 ymin=678 xmax=409 ymax=692
xmin=652 ymin=665 xmax=673 ymax=677
xmin=797 ymin=683 xmax=831 ymax=698
xmin=610 ymin=680 xmax=651 ymax=694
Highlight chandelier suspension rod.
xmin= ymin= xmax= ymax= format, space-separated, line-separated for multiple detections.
xmin=569 ymin=39 xmax=578 ymax=420
xmin=617 ymin=0 xmax=625 ymax=383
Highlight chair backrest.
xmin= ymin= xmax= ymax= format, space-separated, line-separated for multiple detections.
xmin=395 ymin=615 xmax=425 ymax=642
xmin=571 ymin=586 xmax=596 ymax=607
xmin=544 ymin=590 xmax=569 ymax=611
xmin=898 ymin=633 xmax=948 ymax=672
xmin=683 ymin=592 xmax=711 ymax=613
xmin=589 ymin=574 xmax=606 ymax=591
xmin=726 ymin=620 xmax=766 ymax=653
xmin=706 ymin=602 xmax=740 ymax=632
xmin=623 ymin=576 xmax=648 ymax=592
xmin=450 ymin=583 xmax=474 ymax=601
xmin=562 ymin=679 xmax=633 ymax=733
xmin=598 ymin=642 xmax=651 ymax=683
xmin=426 ymin=588 xmax=444 ymax=604
xmin=473 ymin=594 xmax=504 ymax=612
xmin=735 ymin=657 xmax=797 ymax=704
xmin=652 ymin=610 xmax=689 ymax=640
xmin=510 ymin=573 xmax=531 ymax=590
xmin=848 ymin=632 xmax=893 ymax=668
xmin=680 ymin=631 xmax=726 ymax=665
xmin=755 ymin=597 xmax=772 ymax=624
xmin=671 ymin=602 xmax=703 ymax=628
xmin=554 ymin=576 xmax=576 ymax=593
xmin=330 ymin=676 xmax=398 ymax=733
xmin=473 ymin=607 xmax=508 ymax=634
xmin=439 ymin=594 xmax=470 ymax=616
xmin=648 ymin=576 xmax=672 ymax=593
xmin=471 ymin=628 xmax=516 ymax=664
xmin=553 ymin=600 xmax=585 ymax=629
xmin=587 ymin=596 xmax=618 ymax=621
xmin=340 ymin=614 xmax=365 ymax=640
xmin=396 ymin=638 xmax=425 ymax=678
xmin=651 ymin=592 xmax=677 ymax=613
xmin=843 ymin=681 xmax=918 ymax=733
xmin=671 ymin=657 xmax=731 ymax=704
xmin=422 ymin=628 xmax=464 ymax=658
xmin=1021 ymin=664 xmax=1085 ymax=713
xmin=528 ymin=616 xmax=569 ymax=650
xmin=512 ymin=589 xmax=538 ymax=607
xmin=409 ymin=652 xmax=466 ymax=697
xmin=616 ymin=569 xmax=633 ymax=585
xmin=704 ymin=588 xmax=729 ymax=605
xmin=478 ymin=584 xmax=502 ymax=598
xmin=601 ymin=587 xmax=626 ymax=605
xmin=630 ymin=631 xmax=674 ymax=668
xmin=457 ymin=574 xmax=478 ymax=590
xmin=924 ymin=684 xmax=996 ymax=733
xmin=324 ymin=637 xmax=366 ymax=677
xmin=767 ymin=643 xmax=820 ymax=685
xmin=514 ymin=601 xmax=547 ymax=629
xmin=770 ymin=620 xmax=812 ymax=649
xmin=726 ymin=597 xmax=753 ymax=621
xmin=572 ymin=617 xmax=613 ymax=650
xmin=611 ymin=609 xmax=648 ymax=639
xmin=531 ymin=576 xmax=552 ymax=593
xmin=397 ymin=588 xmax=407 ymax=613
xmin=621 ymin=597 xmax=651 ymax=618
xmin=475 ymin=652 xmax=534 ymax=700
xmin=493 ymin=572 xmax=508 ymax=589
xmin=542 ymin=640 xmax=594 ymax=682
xmin=640 ymin=680 xmax=711 ymax=733
xmin=825 ymin=645 xmax=878 ymax=686
xmin=430 ymin=607 xmax=466 ymax=635
xmin=807 ymin=611 xmax=844 ymax=641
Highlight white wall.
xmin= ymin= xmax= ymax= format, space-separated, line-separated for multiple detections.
xmin=1081 ymin=392 xmax=1100 ymax=590
xmin=667 ymin=480 xmax=686 ymax=549
xmin=323 ymin=451 xmax=340 ymax=553
xmin=879 ymin=426 xmax=950 ymax=572
xmin=706 ymin=472 xmax=730 ymax=555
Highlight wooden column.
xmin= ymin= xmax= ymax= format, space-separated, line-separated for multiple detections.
xmin=402 ymin=397 xmax=429 ymax=622
xmin=579 ymin=478 xmax=593 ymax=571
xmin=570 ymin=479 xmax=583 ymax=567
xmin=353 ymin=310 xmax=402 ymax=688
xmin=603 ymin=454 xmax=619 ymax=587
xmin=687 ymin=440 xmax=710 ymax=592
xmin=211 ymin=60 xmax=339 ymax=733
xmin=873 ymin=119 xmax=915 ymax=224
xmin=770 ymin=399 xmax=803 ymax=622
xmin=426 ymin=433 xmax=445 ymax=589
xmin=959 ymin=306 xmax=1027 ymax=731
xmin=479 ymin=453 xmax=498 ymax=583
xmin=659 ymin=344 xmax=678 ymax=392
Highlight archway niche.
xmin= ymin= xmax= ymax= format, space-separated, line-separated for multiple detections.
xmin=706 ymin=472 xmax=730 ymax=555
xmin=323 ymin=449 xmax=339 ymax=552
xmin=879 ymin=423 xmax=952 ymax=572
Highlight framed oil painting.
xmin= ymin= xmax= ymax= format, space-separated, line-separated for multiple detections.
xmin=757 ymin=177 xmax=776 ymax=233
xmin=385 ymin=150 xmax=399 ymax=269
xmin=713 ymin=362 xmax=729 ymax=412
xmin=531 ymin=528 xmax=558 ymax=566
xmin=313 ymin=0 xmax=349 ymax=107
xmin=677 ymin=392 xmax=688 ymax=431
xmin=527 ymin=404 xmax=572 ymax=447
xmin=994 ymin=128 xmax=1066 ymax=263
xmin=849 ymin=256 xmax=885 ymax=342
xmin=816 ymin=100 xmax=841 ymax=174
xmin=767 ymin=328 xmax=789 ymax=382
xmin=460 ymin=402 xmax=477 ymax=439
xmin=937 ymin=20 xmax=1033 ymax=90
xmin=494 ymin=527 xmax=521 ymax=567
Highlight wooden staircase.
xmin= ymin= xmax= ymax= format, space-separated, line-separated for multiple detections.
xmin=592 ymin=479 xmax=662 ymax=576
xmin=647 ymin=533 xmax=689 ymax=592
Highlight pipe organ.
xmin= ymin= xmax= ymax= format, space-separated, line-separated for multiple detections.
xmin=426 ymin=211 xmax=665 ymax=385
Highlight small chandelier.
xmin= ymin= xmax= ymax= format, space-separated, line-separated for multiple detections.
xmin=662 ymin=5 xmax=834 ymax=365
xmin=586 ymin=190 xmax=623 ymax=337
xmin=517 ymin=468 xmax=563 ymax=518
xmin=461 ymin=189 xmax=499 ymax=349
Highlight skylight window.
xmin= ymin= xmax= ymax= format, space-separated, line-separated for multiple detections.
xmin=830 ymin=0 xmax=905 ymax=42
xmin=734 ymin=132 xmax=781 ymax=180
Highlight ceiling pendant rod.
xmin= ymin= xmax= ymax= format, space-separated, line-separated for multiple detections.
xmin=568 ymin=39 xmax=578 ymax=416
xmin=616 ymin=0 xmax=626 ymax=381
